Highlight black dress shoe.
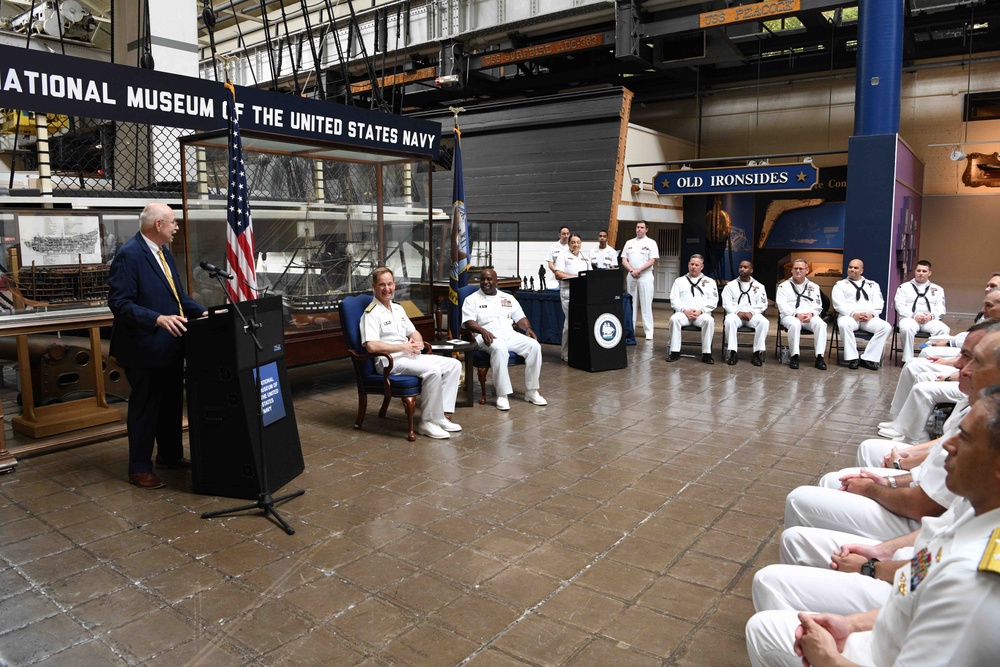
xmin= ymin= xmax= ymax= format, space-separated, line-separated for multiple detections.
xmin=129 ymin=472 xmax=165 ymax=489
xmin=848 ymin=359 xmax=860 ymax=369
xmin=702 ymin=353 xmax=715 ymax=365
xmin=726 ymin=350 xmax=738 ymax=365
xmin=814 ymin=356 xmax=827 ymax=371
xmin=751 ymin=351 xmax=764 ymax=367
xmin=861 ymin=360 xmax=880 ymax=371
xmin=155 ymin=456 xmax=192 ymax=470
xmin=788 ymin=354 xmax=799 ymax=370
xmin=667 ymin=351 xmax=681 ymax=362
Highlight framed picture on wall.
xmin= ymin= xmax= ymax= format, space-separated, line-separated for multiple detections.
xmin=16 ymin=213 xmax=102 ymax=267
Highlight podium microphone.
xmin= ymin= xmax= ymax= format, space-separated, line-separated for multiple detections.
xmin=199 ymin=261 xmax=234 ymax=280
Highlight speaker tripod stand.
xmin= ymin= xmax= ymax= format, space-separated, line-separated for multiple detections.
xmin=199 ymin=273 xmax=304 ymax=535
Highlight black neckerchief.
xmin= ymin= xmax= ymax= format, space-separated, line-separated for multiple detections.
xmin=687 ymin=275 xmax=704 ymax=297
xmin=912 ymin=282 xmax=931 ymax=313
xmin=791 ymin=281 xmax=813 ymax=308
xmin=849 ymin=279 xmax=869 ymax=301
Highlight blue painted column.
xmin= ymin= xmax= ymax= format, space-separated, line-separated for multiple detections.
xmin=843 ymin=0 xmax=907 ymax=304
xmin=854 ymin=0 xmax=903 ymax=135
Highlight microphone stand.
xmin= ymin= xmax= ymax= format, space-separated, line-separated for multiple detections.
xmin=200 ymin=270 xmax=304 ymax=535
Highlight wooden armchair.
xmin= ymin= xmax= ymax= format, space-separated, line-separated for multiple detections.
xmin=338 ymin=294 xmax=427 ymax=441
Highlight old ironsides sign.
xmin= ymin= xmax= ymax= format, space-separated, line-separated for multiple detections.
xmin=652 ymin=163 xmax=819 ymax=196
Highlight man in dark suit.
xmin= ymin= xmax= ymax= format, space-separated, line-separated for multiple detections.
xmin=108 ymin=202 xmax=206 ymax=489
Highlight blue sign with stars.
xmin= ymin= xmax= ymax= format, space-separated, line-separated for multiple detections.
xmin=652 ymin=163 xmax=819 ymax=196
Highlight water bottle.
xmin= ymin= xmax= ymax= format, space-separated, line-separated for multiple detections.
xmin=780 ymin=346 xmax=789 ymax=365
xmin=931 ymin=408 xmax=946 ymax=437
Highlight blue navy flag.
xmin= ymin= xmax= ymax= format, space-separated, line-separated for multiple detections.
xmin=447 ymin=127 xmax=470 ymax=339
xmin=224 ymin=82 xmax=257 ymax=302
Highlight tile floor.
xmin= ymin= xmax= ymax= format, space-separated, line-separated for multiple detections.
xmin=0 ymin=315 xmax=926 ymax=666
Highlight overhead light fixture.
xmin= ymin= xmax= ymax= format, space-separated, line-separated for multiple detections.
xmin=950 ymin=149 xmax=967 ymax=161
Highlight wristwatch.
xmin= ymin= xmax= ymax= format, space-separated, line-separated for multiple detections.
xmin=885 ymin=475 xmax=898 ymax=489
xmin=861 ymin=558 xmax=879 ymax=578
xmin=892 ymin=458 xmax=902 ymax=470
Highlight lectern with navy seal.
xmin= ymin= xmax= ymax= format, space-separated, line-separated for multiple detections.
xmin=567 ymin=269 xmax=628 ymax=372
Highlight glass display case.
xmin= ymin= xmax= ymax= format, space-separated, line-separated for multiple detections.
xmin=179 ymin=129 xmax=441 ymax=366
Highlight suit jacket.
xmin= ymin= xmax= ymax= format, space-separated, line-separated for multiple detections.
xmin=108 ymin=231 xmax=204 ymax=369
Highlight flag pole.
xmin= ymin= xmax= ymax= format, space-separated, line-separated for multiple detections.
xmin=447 ymin=106 xmax=469 ymax=340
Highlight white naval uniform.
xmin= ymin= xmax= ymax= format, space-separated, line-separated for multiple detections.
xmin=883 ymin=379 xmax=964 ymax=442
xmin=554 ymin=251 xmax=590 ymax=362
xmin=857 ymin=401 xmax=968 ymax=470
xmin=460 ymin=289 xmax=542 ymax=397
xmin=590 ymin=245 xmax=619 ymax=270
xmin=545 ymin=240 xmax=568 ymax=280
xmin=746 ymin=501 xmax=1000 ymax=667
xmin=621 ymin=236 xmax=659 ymax=336
xmin=722 ymin=277 xmax=770 ymax=353
xmin=919 ymin=329 xmax=967 ymax=359
xmin=360 ymin=299 xmax=461 ymax=422
xmin=668 ymin=273 xmax=718 ymax=353
xmin=894 ymin=279 xmax=950 ymax=362
xmin=783 ymin=438 xmax=957 ymax=542
xmin=775 ymin=278 xmax=827 ymax=357
xmin=832 ymin=276 xmax=892 ymax=362
xmin=888 ymin=358 xmax=957 ymax=420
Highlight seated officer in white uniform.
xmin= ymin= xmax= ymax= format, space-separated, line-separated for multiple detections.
xmin=721 ymin=260 xmax=769 ymax=366
xmin=832 ymin=258 xmax=892 ymax=370
xmin=775 ymin=258 xmax=827 ymax=370
xmin=361 ymin=267 xmax=462 ymax=440
xmin=894 ymin=259 xmax=949 ymax=364
xmin=746 ymin=388 xmax=1000 ymax=667
xmin=920 ymin=287 xmax=1000 ymax=359
xmin=461 ymin=268 xmax=546 ymax=412
xmin=590 ymin=229 xmax=618 ymax=270
xmin=667 ymin=254 xmax=719 ymax=364
xmin=783 ymin=325 xmax=1000 ymax=542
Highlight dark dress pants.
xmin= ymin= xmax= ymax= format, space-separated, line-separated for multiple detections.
xmin=124 ymin=361 xmax=184 ymax=474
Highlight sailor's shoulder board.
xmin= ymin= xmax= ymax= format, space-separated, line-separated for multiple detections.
xmin=364 ymin=300 xmax=378 ymax=313
xmin=978 ymin=527 xmax=1000 ymax=576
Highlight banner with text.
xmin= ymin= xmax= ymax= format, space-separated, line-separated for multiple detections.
xmin=652 ymin=162 xmax=819 ymax=196
xmin=0 ymin=44 xmax=440 ymax=158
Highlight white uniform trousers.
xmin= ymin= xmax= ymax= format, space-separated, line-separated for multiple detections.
xmin=478 ymin=332 xmax=542 ymax=397
xmin=856 ymin=438 xmax=906 ymax=469
xmin=724 ymin=313 xmax=769 ymax=352
xmin=784 ymin=485 xmax=920 ymax=541
xmin=889 ymin=359 xmax=953 ymax=418
xmin=669 ymin=312 xmax=715 ymax=353
xmin=390 ymin=354 xmax=461 ymax=422
xmin=885 ymin=380 xmax=962 ymax=442
xmin=746 ymin=610 xmax=874 ymax=667
xmin=780 ymin=525 xmax=914 ymax=568
xmin=919 ymin=345 xmax=959 ymax=359
xmin=627 ymin=272 xmax=655 ymax=335
xmin=817 ymin=468 xmax=907 ymax=490
xmin=753 ymin=564 xmax=891 ymax=615
xmin=837 ymin=316 xmax=892 ymax=362
xmin=897 ymin=317 xmax=950 ymax=363
xmin=559 ymin=286 xmax=571 ymax=361
xmin=779 ymin=315 xmax=827 ymax=357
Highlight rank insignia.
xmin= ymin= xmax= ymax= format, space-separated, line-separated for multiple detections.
xmin=501 ymin=298 xmax=512 ymax=308
xmin=978 ymin=528 xmax=1000 ymax=576
xmin=910 ymin=547 xmax=932 ymax=591
xmin=898 ymin=571 xmax=907 ymax=596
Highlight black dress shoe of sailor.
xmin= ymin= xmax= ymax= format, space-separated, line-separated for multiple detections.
xmin=726 ymin=350 xmax=738 ymax=365
xmin=667 ymin=351 xmax=681 ymax=362
xmin=702 ymin=353 xmax=715 ymax=365
xmin=848 ymin=359 xmax=860 ymax=369
xmin=752 ymin=351 xmax=764 ymax=366
xmin=861 ymin=360 xmax=880 ymax=371
xmin=814 ymin=356 xmax=827 ymax=371
xmin=788 ymin=354 xmax=799 ymax=370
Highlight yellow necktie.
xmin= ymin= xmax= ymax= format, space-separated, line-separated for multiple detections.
xmin=157 ymin=248 xmax=182 ymax=314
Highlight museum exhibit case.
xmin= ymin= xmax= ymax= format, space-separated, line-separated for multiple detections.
xmin=179 ymin=129 xmax=443 ymax=366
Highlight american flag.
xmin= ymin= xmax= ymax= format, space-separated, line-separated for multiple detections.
xmin=224 ymin=82 xmax=256 ymax=302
